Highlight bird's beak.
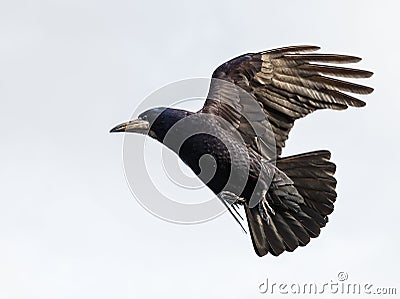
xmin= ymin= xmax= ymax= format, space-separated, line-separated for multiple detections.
xmin=109 ymin=119 xmax=150 ymax=134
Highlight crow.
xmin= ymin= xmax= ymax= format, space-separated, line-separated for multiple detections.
xmin=110 ymin=45 xmax=373 ymax=256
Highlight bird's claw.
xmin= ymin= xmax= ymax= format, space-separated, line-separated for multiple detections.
xmin=219 ymin=191 xmax=245 ymax=205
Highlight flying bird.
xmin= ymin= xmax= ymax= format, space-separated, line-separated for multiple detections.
xmin=110 ymin=45 xmax=373 ymax=256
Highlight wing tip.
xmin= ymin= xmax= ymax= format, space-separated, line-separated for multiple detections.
xmin=355 ymin=100 xmax=367 ymax=107
xmin=350 ymin=56 xmax=362 ymax=63
xmin=365 ymin=86 xmax=374 ymax=94
xmin=364 ymin=70 xmax=374 ymax=78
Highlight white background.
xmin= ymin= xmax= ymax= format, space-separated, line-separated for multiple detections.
xmin=1 ymin=0 xmax=399 ymax=298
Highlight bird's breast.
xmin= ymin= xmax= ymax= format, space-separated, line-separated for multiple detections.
xmin=175 ymin=132 xmax=252 ymax=196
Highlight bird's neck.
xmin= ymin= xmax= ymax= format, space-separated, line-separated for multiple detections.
xmin=151 ymin=110 xmax=192 ymax=145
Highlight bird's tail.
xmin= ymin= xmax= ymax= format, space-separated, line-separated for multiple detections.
xmin=245 ymin=150 xmax=337 ymax=256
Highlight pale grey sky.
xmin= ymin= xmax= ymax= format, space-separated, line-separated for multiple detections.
xmin=0 ymin=1 xmax=399 ymax=298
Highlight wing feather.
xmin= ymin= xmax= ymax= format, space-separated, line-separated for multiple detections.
xmin=200 ymin=45 xmax=373 ymax=156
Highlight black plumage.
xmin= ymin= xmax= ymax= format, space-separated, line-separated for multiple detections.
xmin=110 ymin=45 xmax=373 ymax=256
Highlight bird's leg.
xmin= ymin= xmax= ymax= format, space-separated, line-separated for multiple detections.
xmin=218 ymin=191 xmax=247 ymax=234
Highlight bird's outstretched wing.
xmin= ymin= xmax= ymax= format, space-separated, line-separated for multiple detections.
xmin=201 ymin=45 xmax=373 ymax=157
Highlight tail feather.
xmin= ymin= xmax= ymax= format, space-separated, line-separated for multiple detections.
xmin=301 ymin=204 xmax=327 ymax=227
xmin=277 ymin=150 xmax=337 ymax=217
xmin=281 ymin=211 xmax=311 ymax=247
xmin=292 ymin=210 xmax=321 ymax=238
xmin=271 ymin=212 xmax=299 ymax=252
xmin=263 ymin=219 xmax=286 ymax=256
xmin=245 ymin=150 xmax=337 ymax=256
xmin=244 ymin=206 xmax=270 ymax=256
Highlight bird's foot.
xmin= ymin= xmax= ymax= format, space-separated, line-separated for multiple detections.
xmin=218 ymin=191 xmax=247 ymax=234
xmin=219 ymin=191 xmax=245 ymax=205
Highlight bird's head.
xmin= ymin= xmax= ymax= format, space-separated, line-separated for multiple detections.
xmin=110 ymin=107 xmax=191 ymax=142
